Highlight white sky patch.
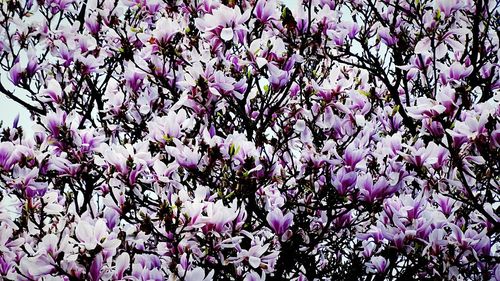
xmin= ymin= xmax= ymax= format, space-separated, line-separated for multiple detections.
xmin=0 ymin=76 xmax=32 ymax=131
xmin=283 ymin=0 xmax=300 ymax=11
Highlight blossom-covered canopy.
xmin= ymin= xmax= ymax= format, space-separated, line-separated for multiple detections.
xmin=0 ymin=0 xmax=498 ymax=280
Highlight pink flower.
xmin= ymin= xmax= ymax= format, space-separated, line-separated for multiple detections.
xmin=124 ymin=66 xmax=146 ymax=92
xmin=342 ymin=145 xmax=364 ymax=170
xmin=114 ymin=253 xmax=130 ymax=280
xmin=267 ymin=62 xmax=290 ymax=90
xmin=89 ymin=253 xmax=103 ymax=281
xmin=266 ymin=208 xmax=293 ymax=236
xmin=39 ymin=79 xmax=64 ymax=103
xmin=367 ymin=256 xmax=389 ymax=273
xmin=75 ymin=219 xmax=120 ymax=251
xmin=0 ymin=143 xmax=16 ymax=171
xmin=424 ymin=229 xmax=447 ymax=256
xmin=436 ymin=0 xmax=460 ymax=18
xmin=85 ymin=15 xmax=101 ymax=34
xmin=26 ymin=49 xmax=39 ymax=77
xmin=340 ymin=21 xmax=359 ymax=39
xmin=151 ymin=17 xmax=181 ymax=45
xmin=447 ymin=62 xmax=473 ymax=82
xmin=9 ymin=62 xmax=23 ymax=86
xmin=357 ymin=174 xmax=389 ymax=203
xmin=184 ymin=268 xmax=214 ymax=281
xmin=379 ymin=27 xmax=398 ymax=46
xmin=331 ymin=167 xmax=357 ymax=195
xmin=236 ymin=241 xmax=278 ymax=269
xmin=202 ymin=200 xmax=240 ymax=232
xmin=196 ymin=4 xmax=250 ymax=45
xmin=254 ymin=0 xmax=279 ymax=23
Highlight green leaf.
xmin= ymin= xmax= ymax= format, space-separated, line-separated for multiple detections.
xmin=357 ymin=89 xmax=370 ymax=97
xmin=435 ymin=9 xmax=441 ymax=20
xmin=229 ymin=144 xmax=241 ymax=157
xmin=392 ymin=105 xmax=400 ymax=115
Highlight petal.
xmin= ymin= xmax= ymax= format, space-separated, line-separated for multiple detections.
xmin=94 ymin=219 xmax=108 ymax=241
xmin=76 ymin=220 xmax=94 ymax=245
xmin=115 ymin=252 xmax=130 ymax=279
xmin=415 ymin=38 xmax=431 ymax=54
xmin=186 ymin=268 xmax=205 ymax=281
xmin=89 ymin=254 xmax=103 ymax=281
xmin=102 ymin=238 xmax=121 ymax=250
xmin=256 ymin=57 xmax=268 ymax=68
xmin=248 ymin=256 xmax=261 ymax=268
xmin=221 ymin=27 xmax=234 ymax=42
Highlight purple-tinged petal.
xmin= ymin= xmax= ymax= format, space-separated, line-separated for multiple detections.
xmin=9 ymin=62 xmax=23 ymax=85
xmin=89 ymin=254 xmax=103 ymax=281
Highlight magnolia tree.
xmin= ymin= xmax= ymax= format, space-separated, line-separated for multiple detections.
xmin=0 ymin=0 xmax=498 ymax=280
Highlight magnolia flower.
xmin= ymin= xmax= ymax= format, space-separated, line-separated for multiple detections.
xmin=97 ymin=142 xmax=152 ymax=177
xmin=254 ymin=0 xmax=279 ymax=23
xmin=0 ymin=256 xmax=14 ymax=277
xmin=331 ymin=168 xmax=357 ymax=195
xmin=26 ymin=49 xmax=39 ymax=77
xmin=75 ymin=219 xmax=120 ymax=251
xmin=54 ymin=41 xmax=74 ymax=67
xmin=185 ymin=268 xmax=214 ymax=281
xmin=223 ymin=133 xmax=257 ymax=164
xmin=9 ymin=62 xmax=23 ymax=86
xmin=74 ymin=129 xmax=104 ymax=154
xmin=367 ymin=256 xmax=390 ymax=273
xmin=357 ymin=174 xmax=389 ymax=203
xmin=423 ymin=119 xmax=445 ymax=137
xmin=131 ymin=257 xmax=163 ymax=281
xmin=436 ymin=0 xmax=461 ymax=18
xmin=423 ymin=228 xmax=447 ymax=256
xmin=435 ymin=195 xmax=458 ymax=216
xmin=266 ymin=208 xmax=293 ymax=236
xmin=342 ymin=145 xmax=364 ymax=170
xmin=48 ymin=0 xmax=74 ymax=13
xmin=104 ymin=80 xmax=125 ymax=116
xmin=400 ymin=143 xmax=437 ymax=168
xmin=447 ymin=62 xmax=473 ymax=82
xmin=39 ymin=79 xmax=64 ymax=103
xmin=378 ymin=27 xmax=397 ymax=46
xmin=148 ymin=110 xmax=188 ymax=141
xmin=0 ymin=143 xmax=16 ymax=170
xmin=202 ymin=200 xmax=239 ymax=232
xmin=44 ymin=110 xmax=73 ymax=142
xmin=244 ymin=271 xmax=266 ymax=281
xmin=0 ymin=223 xmax=24 ymax=258
xmin=166 ymin=140 xmax=201 ymax=169
xmin=267 ymin=63 xmax=290 ymax=90
xmin=89 ymin=253 xmax=103 ymax=281
xmin=77 ymin=54 xmax=103 ymax=75
xmin=48 ymin=156 xmax=81 ymax=177
xmin=407 ymin=97 xmax=447 ymax=119
xmin=114 ymin=252 xmax=130 ymax=280
xmin=85 ymin=15 xmax=101 ymax=34
xmin=10 ymin=167 xmax=48 ymax=198
xmin=340 ymin=21 xmax=360 ymax=39
xmin=236 ymin=240 xmax=278 ymax=270
xmin=151 ymin=17 xmax=180 ymax=44
xmin=124 ymin=66 xmax=146 ymax=92
xmin=196 ymin=5 xmax=250 ymax=44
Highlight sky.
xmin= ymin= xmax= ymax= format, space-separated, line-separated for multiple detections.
xmin=0 ymin=77 xmax=30 ymax=128
xmin=0 ymin=0 xmax=300 ymax=130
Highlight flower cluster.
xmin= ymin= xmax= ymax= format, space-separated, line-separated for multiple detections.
xmin=0 ymin=0 xmax=498 ymax=280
